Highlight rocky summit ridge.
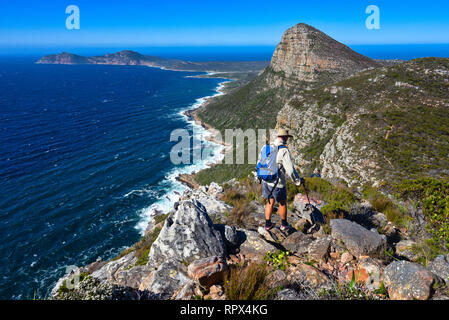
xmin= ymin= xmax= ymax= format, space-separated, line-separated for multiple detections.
xmin=270 ymin=23 xmax=380 ymax=84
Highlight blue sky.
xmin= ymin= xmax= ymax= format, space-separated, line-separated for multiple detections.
xmin=0 ymin=0 xmax=448 ymax=51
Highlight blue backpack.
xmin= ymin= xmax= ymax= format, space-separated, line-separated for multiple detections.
xmin=256 ymin=144 xmax=286 ymax=183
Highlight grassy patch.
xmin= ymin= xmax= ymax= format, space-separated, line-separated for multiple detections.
xmin=362 ymin=186 xmax=409 ymax=227
xmin=223 ymin=263 xmax=278 ymax=300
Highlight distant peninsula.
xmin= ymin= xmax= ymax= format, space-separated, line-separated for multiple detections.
xmin=37 ymin=50 xmax=269 ymax=74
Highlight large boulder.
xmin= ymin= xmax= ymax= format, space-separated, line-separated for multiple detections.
xmin=147 ymin=200 xmax=226 ymax=267
xmin=383 ymin=260 xmax=436 ymax=300
xmin=282 ymin=231 xmax=313 ymax=254
xmin=330 ymin=219 xmax=387 ymax=258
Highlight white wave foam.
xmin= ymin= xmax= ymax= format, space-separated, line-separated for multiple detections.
xmin=133 ymin=80 xmax=229 ymax=234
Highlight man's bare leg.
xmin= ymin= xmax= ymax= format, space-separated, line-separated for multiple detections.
xmin=278 ymin=200 xmax=287 ymax=222
xmin=265 ymin=198 xmax=275 ymax=221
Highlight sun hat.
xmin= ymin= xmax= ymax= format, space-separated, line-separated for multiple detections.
xmin=277 ymin=128 xmax=293 ymax=138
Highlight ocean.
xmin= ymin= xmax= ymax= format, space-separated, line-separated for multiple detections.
xmin=0 ymin=56 xmax=226 ymax=299
xmin=0 ymin=44 xmax=448 ymax=300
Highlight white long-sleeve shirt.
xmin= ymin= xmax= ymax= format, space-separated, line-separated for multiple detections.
xmin=265 ymin=137 xmax=300 ymax=189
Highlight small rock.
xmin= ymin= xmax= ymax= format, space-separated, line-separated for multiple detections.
xmin=329 ymin=252 xmax=340 ymax=260
xmin=395 ymin=239 xmax=418 ymax=261
xmin=383 ymin=260 xmax=436 ymax=300
xmin=294 ymin=219 xmax=309 ymax=233
xmin=205 ymin=285 xmax=225 ymax=300
xmin=187 ymin=256 xmax=228 ymax=289
xmin=371 ymin=212 xmax=388 ymax=228
xmin=340 ymin=252 xmax=354 ymax=264
xmin=275 ymin=288 xmax=303 ymax=300
xmin=208 ymin=182 xmax=223 ymax=195
xmin=294 ymin=194 xmax=326 ymax=212
xmin=267 ymin=269 xmax=287 ymax=288
xmin=171 ymin=280 xmax=197 ymax=300
xmin=257 ymin=226 xmax=278 ymax=243
xmin=346 ymin=257 xmax=383 ymax=291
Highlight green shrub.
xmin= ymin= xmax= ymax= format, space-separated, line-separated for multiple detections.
xmin=264 ymin=250 xmax=290 ymax=271
xmin=396 ymin=177 xmax=449 ymax=252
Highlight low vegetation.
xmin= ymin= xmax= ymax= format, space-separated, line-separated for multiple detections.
xmin=264 ymin=250 xmax=290 ymax=271
xmin=223 ymin=263 xmax=278 ymax=300
xmin=396 ymin=177 xmax=449 ymax=256
xmin=219 ymin=177 xmax=264 ymax=227
xmin=362 ymin=186 xmax=409 ymax=227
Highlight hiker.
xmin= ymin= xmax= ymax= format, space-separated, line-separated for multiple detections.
xmin=257 ymin=128 xmax=304 ymax=231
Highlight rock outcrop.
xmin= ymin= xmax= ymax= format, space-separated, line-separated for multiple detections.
xmin=147 ymin=200 xmax=226 ymax=267
xmin=270 ymin=23 xmax=379 ymax=85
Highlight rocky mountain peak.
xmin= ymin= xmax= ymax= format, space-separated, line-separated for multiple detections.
xmin=270 ymin=23 xmax=380 ymax=83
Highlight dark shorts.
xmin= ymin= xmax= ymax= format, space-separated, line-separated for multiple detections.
xmin=262 ymin=182 xmax=287 ymax=204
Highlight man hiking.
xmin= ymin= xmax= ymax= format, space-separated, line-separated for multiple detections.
xmin=257 ymin=128 xmax=304 ymax=231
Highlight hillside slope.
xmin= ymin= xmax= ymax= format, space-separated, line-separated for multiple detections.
xmin=277 ymin=58 xmax=449 ymax=186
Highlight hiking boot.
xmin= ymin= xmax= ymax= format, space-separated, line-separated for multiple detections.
xmin=280 ymin=223 xmax=292 ymax=232
xmin=265 ymin=221 xmax=275 ymax=231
